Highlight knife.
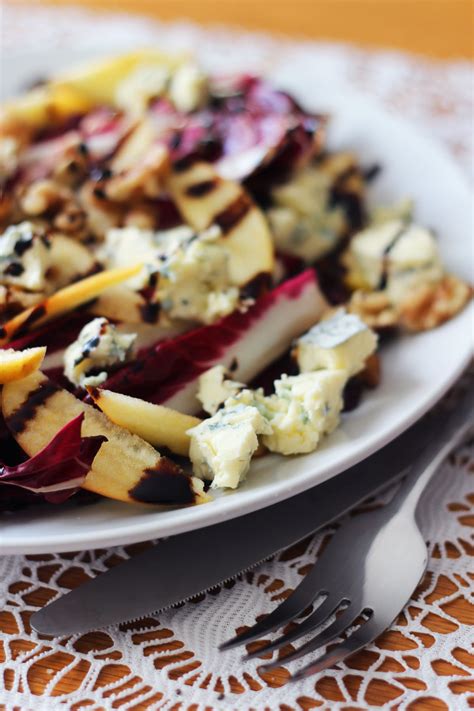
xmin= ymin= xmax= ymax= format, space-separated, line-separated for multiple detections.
xmin=31 ymin=403 xmax=448 ymax=636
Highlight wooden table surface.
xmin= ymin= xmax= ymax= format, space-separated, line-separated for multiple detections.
xmin=2 ymin=2 xmax=473 ymax=709
xmin=8 ymin=0 xmax=474 ymax=59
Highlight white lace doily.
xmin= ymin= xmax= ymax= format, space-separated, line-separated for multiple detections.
xmin=1 ymin=6 xmax=473 ymax=710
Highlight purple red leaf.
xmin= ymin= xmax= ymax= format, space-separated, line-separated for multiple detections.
xmin=0 ymin=414 xmax=106 ymax=503
xmin=103 ymin=270 xmax=325 ymax=413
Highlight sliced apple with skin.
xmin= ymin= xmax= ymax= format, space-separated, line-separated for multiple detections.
xmin=88 ymin=387 xmax=201 ymax=456
xmin=0 ymin=264 xmax=143 ymax=345
xmin=52 ymin=49 xmax=187 ymax=106
xmin=89 ymin=284 xmax=152 ymax=324
xmin=1 ymin=371 xmax=207 ymax=505
xmin=1 ymin=50 xmax=185 ymax=133
xmin=0 ymin=84 xmax=93 ymax=133
xmin=111 ymin=118 xmax=158 ymax=173
xmin=0 ymin=347 xmax=46 ymax=384
xmin=166 ymin=161 xmax=274 ymax=286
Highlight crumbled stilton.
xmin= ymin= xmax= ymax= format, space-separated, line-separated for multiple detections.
xmin=294 ymin=309 xmax=378 ymax=376
xmin=197 ymin=364 xmax=245 ymax=415
xmin=64 ymin=317 xmax=137 ymax=388
xmin=0 ymin=221 xmax=51 ymax=291
xmin=102 ymin=223 xmax=240 ymax=324
xmin=344 ymin=219 xmax=443 ymax=305
xmin=229 ymin=371 xmax=347 ymax=456
xmin=267 ymin=164 xmax=346 ymax=263
xmin=187 ymin=404 xmax=272 ymax=489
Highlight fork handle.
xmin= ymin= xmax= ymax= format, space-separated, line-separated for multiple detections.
xmin=389 ymin=380 xmax=473 ymax=516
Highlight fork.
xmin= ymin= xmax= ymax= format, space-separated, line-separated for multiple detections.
xmin=220 ymin=382 xmax=473 ymax=680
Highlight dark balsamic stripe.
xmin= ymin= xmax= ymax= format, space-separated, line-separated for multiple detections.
xmin=6 ymin=380 xmax=61 ymax=435
xmin=140 ymin=302 xmax=161 ymax=324
xmin=185 ymin=179 xmax=219 ymax=197
xmin=378 ymin=221 xmax=411 ymax=291
xmin=214 ymin=194 xmax=252 ymax=235
xmin=129 ymin=458 xmax=196 ymax=504
xmin=363 ymin=163 xmax=382 ymax=182
xmin=16 ymin=304 xmax=47 ymax=335
xmin=14 ymin=238 xmax=34 ymax=256
xmin=4 ymin=262 xmax=24 ymax=277
xmin=172 ymin=153 xmax=201 ymax=173
xmin=239 ymin=271 xmax=272 ymax=300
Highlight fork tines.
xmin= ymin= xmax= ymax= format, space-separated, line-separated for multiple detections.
xmin=221 ymin=590 xmax=376 ymax=680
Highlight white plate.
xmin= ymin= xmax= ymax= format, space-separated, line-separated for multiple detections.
xmin=1 ymin=51 xmax=473 ymax=554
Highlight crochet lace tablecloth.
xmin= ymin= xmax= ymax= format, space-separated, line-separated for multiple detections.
xmin=1 ymin=5 xmax=473 ymax=710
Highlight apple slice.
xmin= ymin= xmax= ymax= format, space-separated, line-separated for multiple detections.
xmin=88 ymin=387 xmax=200 ymax=456
xmin=52 ymin=49 xmax=187 ymax=106
xmin=88 ymin=284 xmax=149 ymax=324
xmin=111 ymin=117 xmax=158 ymax=173
xmin=0 ymin=346 xmax=46 ymax=384
xmin=0 ymin=264 xmax=143 ymax=345
xmin=0 ymin=84 xmax=93 ymax=133
xmin=166 ymin=161 xmax=274 ymax=286
xmin=1 ymin=371 xmax=207 ymax=505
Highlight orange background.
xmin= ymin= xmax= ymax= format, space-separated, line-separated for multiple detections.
xmin=7 ymin=0 xmax=474 ymax=60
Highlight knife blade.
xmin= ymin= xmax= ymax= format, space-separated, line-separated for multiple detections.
xmin=31 ymin=405 xmax=444 ymax=636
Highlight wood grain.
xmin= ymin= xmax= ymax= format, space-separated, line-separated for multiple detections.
xmin=8 ymin=0 xmax=474 ymax=59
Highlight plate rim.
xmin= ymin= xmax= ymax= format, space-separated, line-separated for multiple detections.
xmin=1 ymin=63 xmax=473 ymax=553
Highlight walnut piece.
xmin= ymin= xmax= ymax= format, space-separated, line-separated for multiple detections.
xmin=398 ymin=274 xmax=472 ymax=331
xmin=52 ymin=142 xmax=90 ymax=186
xmin=347 ymin=289 xmax=398 ymax=329
xmin=20 ymin=179 xmax=88 ymax=239
xmin=20 ymin=179 xmax=66 ymax=215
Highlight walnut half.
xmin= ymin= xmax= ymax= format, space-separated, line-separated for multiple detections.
xmin=398 ymin=274 xmax=472 ymax=331
xmin=20 ymin=179 xmax=88 ymax=239
xmin=347 ymin=290 xmax=398 ymax=330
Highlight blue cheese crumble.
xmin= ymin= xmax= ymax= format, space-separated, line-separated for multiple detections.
xmin=197 ymin=364 xmax=245 ymax=415
xmin=0 ymin=221 xmax=51 ymax=291
xmin=102 ymin=224 xmax=240 ymax=324
xmin=344 ymin=219 xmax=443 ymax=304
xmin=229 ymin=371 xmax=347 ymax=456
xmin=187 ymin=404 xmax=272 ymax=489
xmin=64 ymin=317 xmax=137 ymax=388
xmin=156 ymin=225 xmax=239 ymax=324
xmin=295 ymin=310 xmax=378 ymax=376
xmin=267 ymin=164 xmax=346 ymax=263
xmin=189 ymin=363 xmax=348 ymax=486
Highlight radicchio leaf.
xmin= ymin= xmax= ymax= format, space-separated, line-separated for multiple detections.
xmin=150 ymin=75 xmax=325 ymax=184
xmin=0 ymin=414 xmax=105 ymax=503
xmin=103 ymin=270 xmax=326 ymax=414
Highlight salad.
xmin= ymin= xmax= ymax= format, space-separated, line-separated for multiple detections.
xmin=0 ymin=50 xmax=471 ymax=510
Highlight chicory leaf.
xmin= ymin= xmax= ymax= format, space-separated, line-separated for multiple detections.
xmin=0 ymin=413 xmax=105 ymax=503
